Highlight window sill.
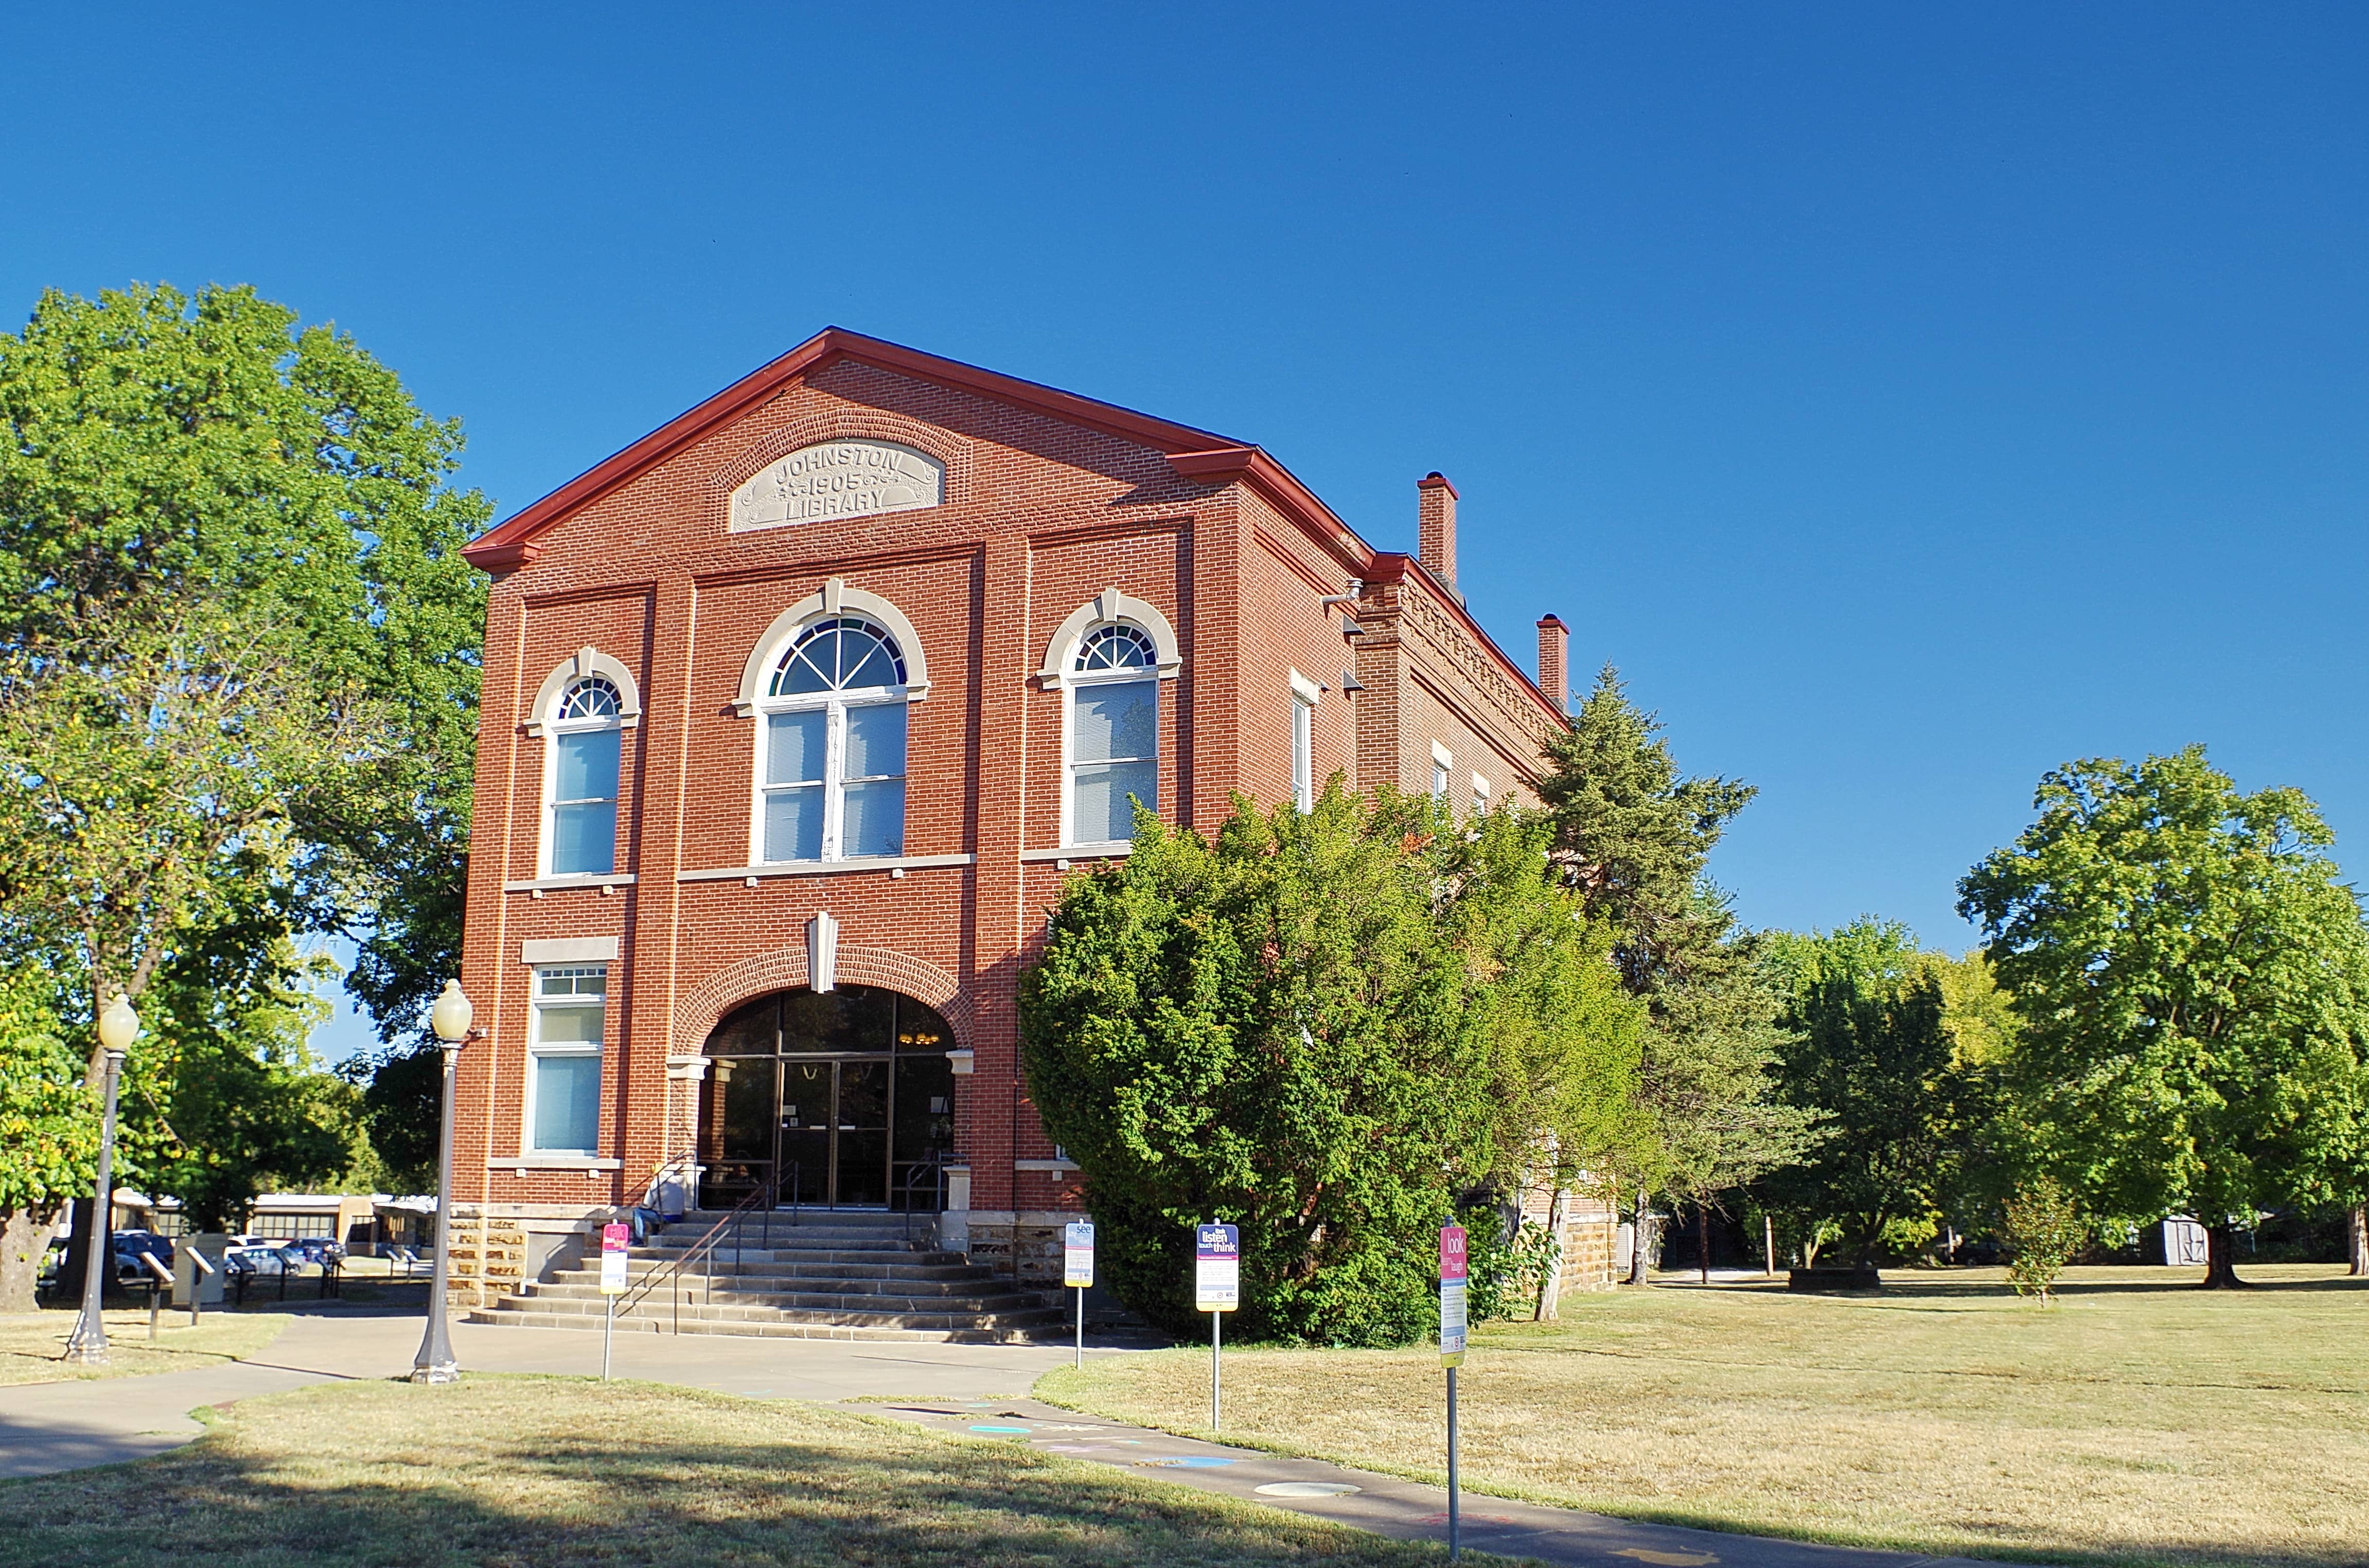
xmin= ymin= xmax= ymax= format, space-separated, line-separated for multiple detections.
xmin=493 ymin=1157 xmax=622 ymax=1174
xmin=1014 ymin=1159 xmax=1082 ymax=1173
xmin=504 ymin=874 xmax=637 ymax=894
xmin=1020 ymin=843 xmax=1133 ymax=864
xmin=679 ymin=853 xmax=976 ymax=883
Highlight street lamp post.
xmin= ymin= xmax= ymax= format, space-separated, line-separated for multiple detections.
xmin=64 ymin=994 xmax=140 ymax=1366
xmin=412 ymin=979 xmax=475 ymax=1385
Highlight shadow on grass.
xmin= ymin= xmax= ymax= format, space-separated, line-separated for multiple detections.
xmin=0 ymin=1377 xmax=1456 ymax=1568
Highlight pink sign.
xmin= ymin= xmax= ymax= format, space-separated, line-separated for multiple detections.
xmin=1439 ymin=1224 xmax=1468 ymax=1284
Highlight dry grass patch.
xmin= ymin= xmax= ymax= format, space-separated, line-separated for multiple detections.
xmin=0 ymin=1308 xmax=288 ymax=1385
xmin=1038 ymin=1264 xmax=2368 ymax=1568
xmin=0 ymin=1373 xmax=1493 ymax=1567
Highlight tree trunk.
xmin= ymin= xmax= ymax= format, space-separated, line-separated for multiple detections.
xmin=51 ymin=1195 xmax=97 ymax=1302
xmin=0 ymin=1206 xmax=62 ymax=1313
xmin=1533 ymin=1187 xmax=1568 ymax=1319
xmin=1698 ymin=1205 xmax=1711 ymax=1284
xmin=1629 ymin=1208 xmax=1659 ymax=1285
xmin=2199 ymin=1222 xmax=2247 ymax=1289
xmin=2347 ymin=1204 xmax=2366 ymax=1277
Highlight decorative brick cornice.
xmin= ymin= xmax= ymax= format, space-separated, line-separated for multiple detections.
xmin=667 ymin=943 xmax=968 ymax=1060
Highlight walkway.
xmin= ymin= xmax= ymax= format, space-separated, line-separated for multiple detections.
xmin=1 ymin=1307 xmax=1981 ymax=1568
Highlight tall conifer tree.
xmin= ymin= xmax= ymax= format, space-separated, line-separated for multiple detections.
xmin=1537 ymin=667 xmax=1817 ymax=1277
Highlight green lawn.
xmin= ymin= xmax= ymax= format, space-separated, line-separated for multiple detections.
xmin=0 ymin=1375 xmax=1490 ymax=1567
xmin=1037 ymin=1264 xmax=2367 ymax=1568
xmin=0 ymin=1308 xmax=289 ymax=1386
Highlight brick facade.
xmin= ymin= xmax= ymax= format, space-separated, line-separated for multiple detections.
xmin=446 ymin=330 xmax=1575 ymax=1301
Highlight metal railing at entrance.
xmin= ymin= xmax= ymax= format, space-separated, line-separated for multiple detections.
xmin=614 ymin=1164 xmax=801 ymax=1335
xmin=898 ymin=1153 xmax=955 ymax=1243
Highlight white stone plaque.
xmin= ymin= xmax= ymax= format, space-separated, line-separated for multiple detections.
xmin=730 ymin=440 xmax=944 ymax=531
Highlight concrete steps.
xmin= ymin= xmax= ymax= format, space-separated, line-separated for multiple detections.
xmin=467 ymin=1209 xmax=1065 ymax=1343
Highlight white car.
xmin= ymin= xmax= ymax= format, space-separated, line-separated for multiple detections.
xmin=224 ymin=1237 xmax=299 ymax=1274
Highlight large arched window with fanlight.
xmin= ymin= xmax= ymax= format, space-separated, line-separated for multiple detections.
xmin=544 ymin=675 xmax=624 ymax=876
xmin=752 ymin=616 xmax=911 ymax=862
xmin=1065 ymin=621 xmax=1160 ymax=845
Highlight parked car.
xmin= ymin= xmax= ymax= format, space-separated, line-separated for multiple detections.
xmin=285 ymin=1237 xmax=346 ymax=1266
xmin=224 ymin=1245 xmax=298 ymax=1278
xmin=111 ymin=1231 xmax=174 ymax=1282
xmin=224 ymin=1235 xmax=294 ymax=1263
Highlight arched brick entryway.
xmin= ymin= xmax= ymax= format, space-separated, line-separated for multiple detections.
xmin=668 ymin=943 xmax=967 ymax=1061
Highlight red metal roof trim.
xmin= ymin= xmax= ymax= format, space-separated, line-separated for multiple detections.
xmin=463 ymin=328 xmax=1244 ymax=573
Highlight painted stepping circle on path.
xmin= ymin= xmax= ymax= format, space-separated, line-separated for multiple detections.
xmin=1254 ymin=1482 xmax=1362 ymax=1499
xmin=968 ymin=1424 xmax=1033 ymax=1434
xmin=1140 ymin=1456 xmax=1237 ymax=1467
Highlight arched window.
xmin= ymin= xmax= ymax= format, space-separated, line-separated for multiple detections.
xmin=1065 ymin=621 xmax=1159 ymax=845
xmin=545 ymin=675 xmax=624 ymax=876
xmin=753 ymin=616 xmax=911 ymax=862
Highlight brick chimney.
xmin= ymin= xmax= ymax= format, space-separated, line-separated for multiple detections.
xmin=1417 ymin=472 xmax=1458 ymax=590
xmin=1537 ymin=614 xmax=1569 ymax=715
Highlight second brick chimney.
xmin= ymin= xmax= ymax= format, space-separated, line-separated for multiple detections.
xmin=1537 ymin=614 xmax=1569 ymax=715
xmin=1418 ymin=472 xmax=1458 ymax=590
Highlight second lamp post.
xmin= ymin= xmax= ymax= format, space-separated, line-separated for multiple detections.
xmin=411 ymin=978 xmax=475 ymax=1384
xmin=63 ymin=993 xmax=140 ymax=1366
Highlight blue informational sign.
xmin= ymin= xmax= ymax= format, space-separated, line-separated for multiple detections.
xmin=1194 ymin=1223 xmax=1241 ymax=1311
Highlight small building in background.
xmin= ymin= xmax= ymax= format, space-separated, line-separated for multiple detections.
xmin=245 ymin=1193 xmax=377 ymax=1244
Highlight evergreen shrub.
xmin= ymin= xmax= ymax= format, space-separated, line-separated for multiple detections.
xmin=1018 ymin=787 xmax=1642 ymax=1345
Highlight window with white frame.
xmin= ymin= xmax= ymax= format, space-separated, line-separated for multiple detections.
xmin=544 ymin=676 xmax=623 ymax=876
xmin=753 ymin=616 xmax=911 ymax=862
xmin=1290 ymin=686 xmax=1316 ymax=813
xmin=528 ymin=966 xmax=606 ymax=1154
xmin=1471 ymin=773 xmax=1491 ymax=817
xmin=1066 ymin=622 xmax=1158 ymax=844
xmin=1431 ymin=742 xmax=1454 ymax=804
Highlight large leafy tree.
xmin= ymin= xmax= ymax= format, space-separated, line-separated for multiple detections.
xmin=1536 ymin=667 xmax=1816 ymax=1273
xmin=1757 ymin=920 xmax=1995 ymax=1268
xmin=0 ymin=282 xmax=484 ymax=1025
xmin=0 ymin=283 xmax=487 ymax=1295
xmin=1959 ymin=747 xmax=2369 ymax=1287
xmin=0 ymin=965 xmax=97 ymax=1308
xmin=1018 ymin=788 xmax=1644 ymax=1344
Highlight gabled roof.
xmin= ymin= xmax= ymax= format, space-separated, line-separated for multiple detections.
xmin=462 ymin=327 xmax=1371 ymax=574
xmin=459 ymin=328 xmax=1562 ymax=730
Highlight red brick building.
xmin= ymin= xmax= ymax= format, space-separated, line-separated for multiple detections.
xmin=444 ymin=330 xmax=1597 ymax=1307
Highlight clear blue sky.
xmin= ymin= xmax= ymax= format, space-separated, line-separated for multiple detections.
xmin=5 ymin=7 xmax=2364 ymax=1057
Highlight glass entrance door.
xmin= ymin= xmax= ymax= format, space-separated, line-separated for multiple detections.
xmin=776 ymin=1059 xmax=833 ymax=1208
xmin=776 ymin=1059 xmax=889 ymax=1207
xmin=832 ymin=1060 xmax=890 ymax=1206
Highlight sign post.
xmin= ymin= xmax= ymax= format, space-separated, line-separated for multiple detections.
xmin=1194 ymin=1223 xmax=1240 ymax=1431
xmin=1063 ymin=1220 xmax=1095 ymax=1368
xmin=1439 ymin=1223 xmax=1468 ymax=1562
xmin=598 ymin=1221 xmax=629 ymax=1380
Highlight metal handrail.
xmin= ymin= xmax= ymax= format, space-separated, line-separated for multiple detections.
xmin=898 ymin=1153 xmax=953 ymax=1243
xmin=614 ymin=1167 xmax=788 ymax=1335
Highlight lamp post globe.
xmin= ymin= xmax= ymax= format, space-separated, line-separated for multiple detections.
xmin=413 ymin=979 xmax=472 ymax=1384
xmin=97 ymin=993 xmax=139 ymax=1054
xmin=64 ymin=993 xmax=138 ymax=1365
xmin=430 ymin=979 xmax=474 ymax=1045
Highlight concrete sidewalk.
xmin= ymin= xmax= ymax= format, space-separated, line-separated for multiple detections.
xmin=0 ymin=1305 xmax=1088 ymax=1481
xmin=873 ymin=1397 xmax=1977 ymax=1568
xmin=2 ymin=1308 xmax=1981 ymax=1568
